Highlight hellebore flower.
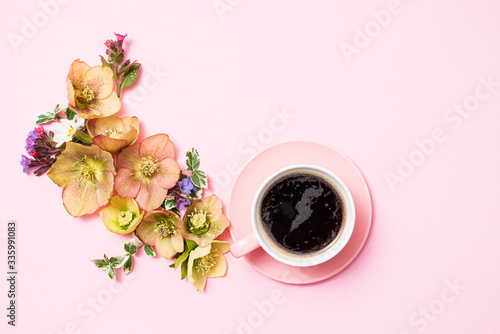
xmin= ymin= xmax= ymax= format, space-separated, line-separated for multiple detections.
xmin=47 ymin=143 xmax=115 ymax=217
xmin=179 ymin=177 xmax=197 ymax=194
xmin=181 ymin=195 xmax=230 ymax=247
xmin=137 ymin=210 xmax=184 ymax=259
xmin=53 ymin=116 xmax=85 ymax=147
xmin=115 ymin=134 xmax=180 ymax=211
xmin=100 ymin=196 xmax=144 ymax=235
xmin=66 ymin=59 xmax=121 ymax=119
xmin=87 ymin=115 xmax=140 ymax=153
xmin=187 ymin=241 xmax=230 ymax=292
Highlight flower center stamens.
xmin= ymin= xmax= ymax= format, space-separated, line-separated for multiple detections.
xmin=118 ymin=210 xmax=135 ymax=228
xmin=195 ymin=253 xmax=219 ymax=275
xmin=74 ymin=156 xmax=96 ymax=188
xmin=137 ymin=156 xmax=159 ymax=177
xmin=187 ymin=209 xmax=210 ymax=234
xmin=104 ymin=128 xmax=123 ymax=139
xmin=155 ymin=220 xmax=176 ymax=238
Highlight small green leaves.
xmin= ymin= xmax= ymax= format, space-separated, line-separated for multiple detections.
xmin=91 ymin=253 xmax=127 ymax=280
xmin=162 ymin=198 xmax=177 ymax=211
xmin=144 ymin=245 xmax=156 ymax=257
xmin=173 ymin=250 xmax=189 ymax=270
xmin=190 ymin=187 xmax=203 ymax=199
xmin=186 ymin=240 xmax=198 ymax=251
xmin=171 ymin=208 xmax=181 ymax=217
xmin=171 ymin=239 xmax=198 ymax=275
xmin=190 ymin=170 xmax=208 ymax=189
xmin=124 ymin=239 xmax=138 ymax=255
xmin=90 ymin=259 xmax=108 ymax=269
xmin=106 ymin=265 xmax=116 ymax=280
xmin=34 ymin=104 xmax=62 ymax=124
xmin=122 ymin=254 xmax=133 ymax=275
xmin=120 ymin=62 xmax=141 ymax=89
xmin=186 ymin=147 xmax=200 ymax=172
xmin=65 ymin=107 xmax=77 ymax=120
xmin=110 ymin=255 xmax=128 ymax=268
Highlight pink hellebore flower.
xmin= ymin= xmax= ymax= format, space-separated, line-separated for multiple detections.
xmin=137 ymin=210 xmax=184 ymax=259
xmin=115 ymin=134 xmax=180 ymax=211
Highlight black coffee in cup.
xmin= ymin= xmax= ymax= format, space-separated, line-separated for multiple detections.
xmin=259 ymin=170 xmax=345 ymax=256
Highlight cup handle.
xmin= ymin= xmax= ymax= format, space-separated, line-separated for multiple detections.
xmin=230 ymin=233 xmax=260 ymax=258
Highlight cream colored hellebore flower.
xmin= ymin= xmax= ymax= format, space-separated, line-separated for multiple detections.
xmin=66 ymin=59 xmax=121 ymax=119
xmin=187 ymin=241 xmax=230 ymax=292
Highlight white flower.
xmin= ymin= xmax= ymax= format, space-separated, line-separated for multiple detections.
xmin=53 ymin=116 xmax=85 ymax=147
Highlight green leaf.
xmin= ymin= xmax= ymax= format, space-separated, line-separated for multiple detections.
xmin=190 ymin=187 xmax=203 ymax=199
xmin=90 ymin=258 xmax=108 ymax=269
xmin=65 ymin=107 xmax=77 ymax=120
xmin=133 ymin=230 xmax=144 ymax=246
xmin=186 ymin=147 xmax=200 ymax=172
xmin=117 ymin=59 xmax=132 ymax=75
xmin=124 ymin=239 xmax=138 ymax=255
xmin=190 ymin=170 xmax=208 ymax=189
xmin=171 ymin=208 xmax=181 ymax=217
xmin=169 ymin=263 xmax=175 ymax=268
xmin=34 ymin=109 xmax=60 ymax=124
xmin=144 ymin=245 xmax=156 ymax=257
xmin=173 ymin=250 xmax=190 ymax=270
xmin=162 ymin=198 xmax=177 ymax=211
xmin=100 ymin=55 xmax=111 ymax=68
xmin=110 ymin=255 xmax=128 ymax=268
xmin=73 ymin=130 xmax=93 ymax=144
xmin=104 ymin=254 xmax=110 ymax=262
xmin=122 ymin=254 xmax=133 ymax=275
xmin=181 ymin=261 xmax=188 ymax=280
xmin=106 ymin=265 xmax=116 ymax=280
xmin=186 ymin=239 xmax=198 ymax=252
xmin=120 ymin=62 xmax=141 ymax=89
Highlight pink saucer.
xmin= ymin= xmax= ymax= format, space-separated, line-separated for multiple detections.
xmin=228 ymin=141 xmax=372 ymax=284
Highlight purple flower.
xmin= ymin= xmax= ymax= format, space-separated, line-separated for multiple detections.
xmin=178 ymin=177 xmax=197 ymax=194
xmin=20 ymin=155 xmax=32 ymax=173
xmin=176 ymin=198 xmax=190 ymax=211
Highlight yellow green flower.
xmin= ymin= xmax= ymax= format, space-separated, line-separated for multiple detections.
xmin=47 ymin=143 xmax=115 ymax=217
xmin=187 ymin=241 xmax=230 ymax=292
xmin=66 ymin=59 xmax=121 ymax=119
xmin=137 ymin=210 xmax=184 ymax=259
xmin=87 ymin=115 xmax=140 ymax=153
xmin=181 ymin=195 xmax=230 ymax=247
xmin=100 ymin=196 xmax=143 ymax=234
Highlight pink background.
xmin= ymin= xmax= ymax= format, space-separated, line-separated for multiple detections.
xmin=2 ymin=0 xmax=500 ymax=333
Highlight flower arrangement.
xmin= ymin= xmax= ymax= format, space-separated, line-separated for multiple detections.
xmin=21 ymin=33 xmax=230 ymax=292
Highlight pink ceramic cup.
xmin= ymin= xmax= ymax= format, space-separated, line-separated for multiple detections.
xmin=230 ymin=164 xmax=355 ymax=267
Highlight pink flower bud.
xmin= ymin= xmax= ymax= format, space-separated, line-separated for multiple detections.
xmin=104 ymin=39 xmax=113 ymax=48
